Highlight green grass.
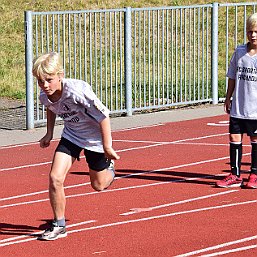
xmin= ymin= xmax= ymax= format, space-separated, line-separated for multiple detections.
xmin=0 ymin=0 xmax=245 ymax=100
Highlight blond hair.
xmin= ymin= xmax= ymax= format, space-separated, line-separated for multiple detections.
xmin=32 ymin=52 xmax=64 ymax=79
xmin=246 ymin=13 xmax=257 ymax=32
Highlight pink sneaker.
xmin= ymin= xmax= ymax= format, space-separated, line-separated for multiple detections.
xmin=216 ymin=173 xmax=242 ymax=188
xmin=246 ymin=174 xmax=257 ymax=189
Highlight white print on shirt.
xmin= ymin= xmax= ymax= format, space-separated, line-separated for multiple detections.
xmin=237 ymin=66 xmax=257 ymax=74
xmin=238 ymin=74 xmax=257 ymax=81
xmin=58 ymin=104 xmax=79 ymax=122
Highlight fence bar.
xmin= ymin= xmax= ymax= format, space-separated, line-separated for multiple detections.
xmin=211 ymin=3 xmax=219 ymax=104
xmin=25 ymin=11 xmax=34 ymax=130
xmin=124 ymin=7 xmax=132 ymax=116
xmin=119 ymin=12 xmax=122 ymax=110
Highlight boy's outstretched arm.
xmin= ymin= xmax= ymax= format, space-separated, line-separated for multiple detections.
xmin=100 ymin=117 xmax=120 ymax=160
xmin=39 ymin=108 xmax=56 ymax=148
xmin=224 ymin=78 xmax=235 ymax=114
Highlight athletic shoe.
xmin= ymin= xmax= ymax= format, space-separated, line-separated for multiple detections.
xmin=246 ymin=173 xmax=257 ymax=189
xmin=37 ymin=223 xmax=67 ymax=241
xmin=216 ymin=173 xmax=243 ymax=188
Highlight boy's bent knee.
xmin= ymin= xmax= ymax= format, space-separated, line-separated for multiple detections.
xmin=91 ymin=179 xmax=113 ymax=191
xmin=91 ymin=182 xmax=105 ymax=192
xmin=90 ymin=167 xmax=114 ymax=191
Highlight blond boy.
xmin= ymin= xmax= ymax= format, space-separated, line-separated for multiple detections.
xmin=32 ymin=52 xmax=120 ymax=240
xmin=216 ymin=13 xmax=257 ymax=188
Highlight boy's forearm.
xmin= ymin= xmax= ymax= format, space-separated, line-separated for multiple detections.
xmin=46 ymin=108 xmax=56 ymax=137
xmin=99 ymin=117 xmax=112 ymax=149
xmin=225 ymin=78 xmax=235 ymax=101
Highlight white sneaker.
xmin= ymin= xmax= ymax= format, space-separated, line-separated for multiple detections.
xmin=38 ymin=224 xmax=67 ymax=241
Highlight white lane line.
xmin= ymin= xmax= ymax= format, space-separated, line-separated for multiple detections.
xmin=207 ymin=121 xmax=229 ymax=127
xmin=92 ymin=251 xmax=107 ymax=255
xmin=1 ymin=152 xmax=251 ymax=207
xmin=0 ymin=182 xmax=90 ymax=202
xmin=0 ymin=171 xmax=227 ymax=208
xmin=0 ymin=174 xmax=218 ymax=209
xmin=113 ymin=132 xmax=229 ymax=145
xmin=116 ymin=132 xmax=229 ymax=146
xmin=0 ymin=132 xmax=229 ymax=172
xmin=0 ymin=220 xmax=96 ymax=246
xmin=0 ymin=124 xmax=165 ymax=150
xmin=1 ymin=200 xmax=257 ymax=247
xmin=0 ymin=149 xmax=236 ymax=207
xmin=0 ymin=132 xmax=238 ymax=203
xmin=174 ymin=143 xmax=251 ymax=147
xmin=174 ymin=235 xmax=257 ymax=257
xmin=0 ymin=161 xmax=52 ymax=172
xmin=114 ymin=123 xmax=164 ymax=132
xmin=0 ymin=139 xmax=60 ymax=150
xmin=114 ymin=140 xmax=230 ymax=146
xmin=119 ymin=190 xmax=238 ymax=216
xmin=207 ymin=123 xmax=229 ymax=126
xmin=200 ymin=244 xmax=257 ymax=256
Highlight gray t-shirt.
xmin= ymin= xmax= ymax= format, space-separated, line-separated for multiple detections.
xmin=227 ymin=43 xmax=257 ymax=119
xmin=39 ymin=78 xmax=110 ymax=152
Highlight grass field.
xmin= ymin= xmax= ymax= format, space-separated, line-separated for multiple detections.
xmin=0 ymin=0 xmax=244 ymax=100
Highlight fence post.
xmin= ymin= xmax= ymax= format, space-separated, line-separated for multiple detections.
xmin=124 ymin=7 xmax=132 ymax=116
xmin=25 ymin=11 xmax=34 ymax=129
xmin=212 ymin=3 xmax=219 ymax=104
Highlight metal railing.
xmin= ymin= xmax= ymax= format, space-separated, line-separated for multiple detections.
xmin=25 ymin=2 xmax=257 ymax=129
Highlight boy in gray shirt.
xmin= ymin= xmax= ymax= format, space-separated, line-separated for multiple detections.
xmin=32 ymin=52 xmax=120 ymax=240
xmin=216 ymin=13 xmax=257 ymax=188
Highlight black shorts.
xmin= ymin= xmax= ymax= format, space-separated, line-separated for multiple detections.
xmin=229 ymin=117 xmax=257 ymax=137
xmin=55 ymin=137 xmax=110 ymax=171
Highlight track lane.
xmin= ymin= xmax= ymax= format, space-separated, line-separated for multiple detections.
xmin=1 ymin=115 xmax=257 ymax=257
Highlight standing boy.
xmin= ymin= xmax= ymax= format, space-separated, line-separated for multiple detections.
xmin=216 ymin=13 xmax=257 ymax=188
xmin=32 ymin=52 xmax=120 ymax=240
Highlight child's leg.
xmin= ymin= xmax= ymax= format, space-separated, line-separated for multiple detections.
xmin=245 ymin=138 xmax=257 ymax=189
xmin=229 ymin=134 xmax=243 ymax=177
xmin=250 ymin=139 xmax=257 ymax=175
xmin=230 ymin=142 xmax=242 ymax=176
xmin=216 ymin=121 xmax=243 ymax=188
xmin=84 ymin=149 xmax=115 ymax=191
xmin=49 ymin=151 xmax=75 ymax=221
xmin=89 ymin=162 xmax=115 ymax=191
xmin=38 ymin=138 xmax=82 ymax=240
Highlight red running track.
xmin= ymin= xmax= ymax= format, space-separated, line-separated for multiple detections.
xmin=1 ymin=114 xmax=257 ymax=257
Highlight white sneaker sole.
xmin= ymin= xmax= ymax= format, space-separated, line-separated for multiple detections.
xmin=216 ymin=183 xmax=242 ymax=188
xmin=38 ymin=232 xmax=67 ymax=241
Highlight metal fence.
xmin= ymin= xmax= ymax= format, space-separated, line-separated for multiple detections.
xmin=25 ymin=2 xmax=257 ymax=129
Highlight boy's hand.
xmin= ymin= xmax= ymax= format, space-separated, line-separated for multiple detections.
xmin=224 ymin=99 xmax=231 ymax=114
xmin=39 ymin=134 xmax=53 ymax=148
xmin=104 ymin=146 xmax=120 ymax=160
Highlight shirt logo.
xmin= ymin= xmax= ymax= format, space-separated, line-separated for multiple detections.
xmin=63 ymin=104 xmax=70 ymax=111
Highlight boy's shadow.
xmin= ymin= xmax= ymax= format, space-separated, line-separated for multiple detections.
xmin=70 ymin=169 xmax=230 ymax=186
xmin=70 ymin=162 xmax=252 ymax=187
xmin=117 ymin=169 xmax=222 ymax=186
xmin=0 ymin=223 xmax=39 ymax=237
xmin=0 ymin=220 xmax=58 ymax=237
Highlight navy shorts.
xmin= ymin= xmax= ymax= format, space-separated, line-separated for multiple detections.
xmin=229 ymin=117 xmax=257 ymax=137
xmin=55 ymin=137 xmax=111 ymax=171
